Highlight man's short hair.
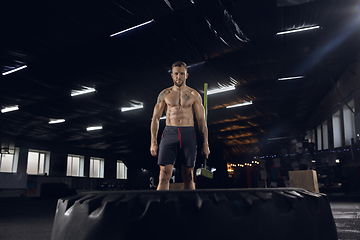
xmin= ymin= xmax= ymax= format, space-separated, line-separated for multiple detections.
xmin=172 ymin=61 xmax=187 ymax=71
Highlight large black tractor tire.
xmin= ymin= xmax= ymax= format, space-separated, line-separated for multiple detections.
xmin=51 ymin=188 xmax=337 ymax=240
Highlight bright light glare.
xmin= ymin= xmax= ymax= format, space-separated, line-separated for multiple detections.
xmin=110 ymin=19 xmax=154 ymax=37
xmin=121 ymin=105 xmax=143 ymax=112
xmin=71 ymin=87 xmax=96 ymax=97
xmin=278 ymin=76 xmax=305 ymax=81
xmin=335 ymin=159 xmax=340 ymax=164
xmin=2 ymin=65 xmax=27 ymax=76
xmin=160 ymin=116 xmax=166 ymax=120
xmin=49 ymin=119 xmax=65 ymax=124
xmin=87 ymin=126 xmax=103 ymax=131
xmin=1 ymin=105 xmax=19 ymax=113
xmin=276 ymin=25 xmax=320 ymax=36
xmin=207 ymin=86 xmax=235 ymax=95
xmin=226 ymin=101 xmax=252 ymax=109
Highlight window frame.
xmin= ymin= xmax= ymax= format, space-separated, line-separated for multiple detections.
xmin=26 ymin=150 xmax=50 ymax=175
xmin=89 ymin=157 xmax=104 ymax=178
xmin=116 ymin=160 xmax=128 ymax=179
xmin=0 ymin=148 xmax=19 ymax=173
xmin=67 ymin=154 xmax=85 ymax=177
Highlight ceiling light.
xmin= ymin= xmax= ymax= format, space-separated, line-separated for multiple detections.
xmin=1 ymin=105 xmax=19 ymax=113
xmin=226 ymin=101 xmax=252 ymax=109
xmin=207 ymin=86 xmax=235 ymax=95
xmin=121 ymin=105 xmax=143 ymax=112
xmin=87 ymin=126 xmax=103 ymax=131
xmin=71 ymin=86 xmax=96 ymax=97
xmin=110 ymin=19 xmax=154 ymax=37
xmin=49 ymin=119 xmax=65 ymax=124
xmin=2 ymin=65 xmax=27 ymax=76
xmin=276 ymin=25 xmax=320 ymax=36
xmin=278 ymin=76 xmax=305 ymax=81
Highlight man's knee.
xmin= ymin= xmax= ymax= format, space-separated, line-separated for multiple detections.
xmin=159 ymin=166 xmax=173 ymax=182
xmin=182 ymin=167 xmax=194 ymax=182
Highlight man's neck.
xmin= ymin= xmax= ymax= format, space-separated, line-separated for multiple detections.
xmin=172 ymin=84 xmax=187 ymax=91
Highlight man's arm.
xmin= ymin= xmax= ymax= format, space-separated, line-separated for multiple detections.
xmin=150 ymin=90 xmax=167 ymax=157
xmin=192 ymin=91 xmax=210 ymax=158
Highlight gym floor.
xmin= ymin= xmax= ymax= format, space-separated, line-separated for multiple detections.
xmin=330 ymin=196 xmax=360 ymax=240
xmin=0 ymin=193 xmax=359 ymax=240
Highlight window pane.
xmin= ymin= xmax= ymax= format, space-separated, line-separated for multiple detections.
xmin=117 ymin=161 xmax=127 ymax=179
xmin=124 ymin=165 xmax=127 ymax=179
xmin=116 ymin=162 xmax=120 ymax=179
xmin=27 ymin=152 xmax=39 ymax=174
xmin=120 ymin=163 xmax=125 ymax=179
xmin=343 ymin=101 xmax=355 ymax=146
xmin=90 ymin=158 xmax=104 ymax=178
xmin=39 ymin=153 xmax=45 ymax=174
xmin=322 ymin=121 xmax=328 ymax=150
xmin=0 ymin=154 xmax=14 ymax=172
xmin=67 ymin=156 xmax=72 ymax=176
xmin=317 ymin=125 xmax=322 ymax=150
xmin=72 ymin=157 xmax=80 ymax=176
xmin=93 ymin=159 xmax=100 ymax=178
xmin=332 ymin=111 xmax=341 ymax=148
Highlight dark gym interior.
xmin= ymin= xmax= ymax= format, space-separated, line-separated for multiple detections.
xmin=1 ymin=0 xmax=360 ymax=239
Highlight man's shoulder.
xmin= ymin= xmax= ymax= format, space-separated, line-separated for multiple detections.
xmin=187 ymin=87 xmax=200 ymax=96
xmin=159 ymin=87 xmax=172 ymax=95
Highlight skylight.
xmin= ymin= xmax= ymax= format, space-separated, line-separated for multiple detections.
xmin=276 ymin=25 xmax=320 ymax=36
xmin=1 ymin=105 xmax=19 ymax=113
xmin=226 ymin=101 xmax=253 ymax=109
xmin=71 ymin=86 xmax=96 ymax=97
xmin=2 ymin=65 xmax=27 ymax=76
xmin=110 ymin=19 xmax=154 ymax=37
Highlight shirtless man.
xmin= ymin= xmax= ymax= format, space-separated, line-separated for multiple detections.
xmin=150 ymin=61 xmax=210 ymax=190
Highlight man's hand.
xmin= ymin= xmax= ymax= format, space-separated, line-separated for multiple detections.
xmin=150 ymin=143 xmax=158 ymax=157
xmin=202 ymin=144 xmax=210 ymax=159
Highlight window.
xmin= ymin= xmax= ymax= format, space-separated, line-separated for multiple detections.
xmin=26 ymin=150 xmax=50 ymax=175
xmin=306 ymin=130 xmax=315 ymax=143
xmin=343 ymin=100 xmax=355 ymax=146
xmin=317 ymin=125 xmax=322 ymax=150
xmin=0 ymin=148 xmax=19 ymax=173
xmin=90 ymin=157 xmax=104 ymax=178
xmin=67 ymin=154 xmax=84 ymax=177
xmin=117 ymin=160 xmax=128 ymax=179
xmin=322 ymin=120 xmax=328 ymax=150
xmin=332 ymin=110 xmax=342 ymax=148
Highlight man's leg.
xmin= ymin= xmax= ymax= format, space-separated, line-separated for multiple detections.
xmin=182 ymin=165 xmax=195 ymax=190
xmin=157 ymin=164 xmax=174 ymax=190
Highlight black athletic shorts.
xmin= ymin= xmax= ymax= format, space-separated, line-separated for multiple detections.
xmin=157 ymin=126 xmax=197 ymax=167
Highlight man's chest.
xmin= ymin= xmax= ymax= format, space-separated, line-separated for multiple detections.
xmin=165 ymin=91 xmax=194 ymax=107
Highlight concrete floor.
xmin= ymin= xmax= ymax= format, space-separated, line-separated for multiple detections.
xmin=0 ymin=194 xmax=359 ymax=240
xmin=330 ymin=201 xmax=360 ymax=240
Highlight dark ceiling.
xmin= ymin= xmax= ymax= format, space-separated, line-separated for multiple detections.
xmin=1 ymin=0 xmax=360 ymax=168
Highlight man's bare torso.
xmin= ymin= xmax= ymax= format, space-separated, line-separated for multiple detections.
xmin=160 ymin=86 xmax=196 ymax=127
